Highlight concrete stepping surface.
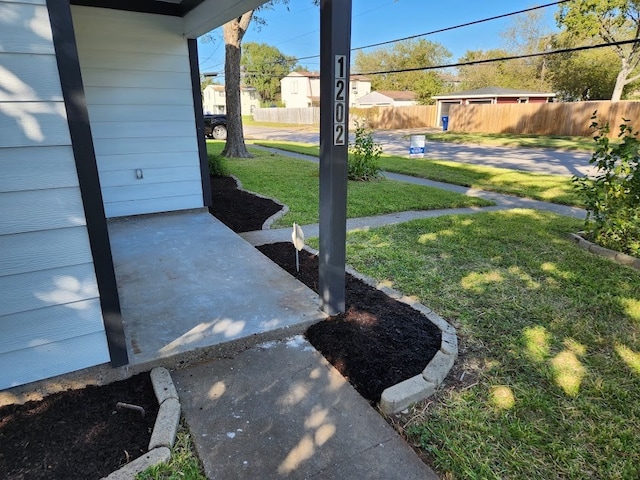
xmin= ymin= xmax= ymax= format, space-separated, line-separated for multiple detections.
xmin=173 ymin=336 xmax=439 ymax=480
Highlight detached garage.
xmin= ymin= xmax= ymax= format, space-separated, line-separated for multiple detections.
xmin=432 ymin=86 xmax=556 ymax=127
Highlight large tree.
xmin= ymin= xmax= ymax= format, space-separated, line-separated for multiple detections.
xmin=354 ymin=39 xmax=451 ymax=104
xmin=221 ymin=12 xmax=254 ymax=158
xmin=457 ymin=10 xmax=552 ymax=92
xmin=547 ymin=33 xmax=621 ymax=100
xmin=241 ymin=42 xmax=297 ymax=105
xmin=557 ymin=0 xmax=640 ymax=101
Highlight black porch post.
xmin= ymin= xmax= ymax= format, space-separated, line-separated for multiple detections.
xmin=319 ymin=0 xmax=352 ymax=315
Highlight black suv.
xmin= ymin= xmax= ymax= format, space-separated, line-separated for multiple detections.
xmin=204 ymin=114 xmax=227 ymax=140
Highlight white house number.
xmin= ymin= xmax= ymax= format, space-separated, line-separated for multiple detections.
xmin=334 ymin=55 xmax=347 ymax=146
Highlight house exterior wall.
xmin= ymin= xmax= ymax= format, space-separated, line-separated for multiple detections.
xmin=71 ymin=6 xmax=204 ymax=218
xmin=281 ymin=74 xmax=313 ymax=108
xmin=202 ymin=85 xmax=260 ymax=114
xmin=281 ymin=73 xmax=371 ymax=108
xmin=0 ymin=0 xmax=110 ymax=390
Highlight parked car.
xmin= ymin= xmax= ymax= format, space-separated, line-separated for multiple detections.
xmin=204 ymin=114 xmax=227 ymax=140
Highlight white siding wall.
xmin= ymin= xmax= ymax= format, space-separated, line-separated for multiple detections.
xmin=71 ymin=6 xmax=203 ymax=218
xmin=0 ymin=0 xmax=110 ymax=390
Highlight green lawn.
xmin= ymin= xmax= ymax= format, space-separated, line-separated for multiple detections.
xmin=341 ymin=210 xmax=640 ymax=479
xmin=422 ymin=132 xmax=597 ymax=150
xmin=207 ymin=141 xmax=493 ymax=227
xmin=252 ymin=141 xmax=583 ymax=207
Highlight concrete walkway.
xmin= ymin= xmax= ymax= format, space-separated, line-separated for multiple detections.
xmin=174 ymin=336 xmax=439 ymax=479
xmin=166 ymin=146 xmax=586 ymax=479
xmin=242 ymin=146 xmax=586 ymax=246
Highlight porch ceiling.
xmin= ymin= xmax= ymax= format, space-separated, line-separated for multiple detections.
xmin=69 ymin=0 xmax=270 ymax=38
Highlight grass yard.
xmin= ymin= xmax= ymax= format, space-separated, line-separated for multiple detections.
xmin=422 ymin=132 xmax=596 ymax=150
xmin=340 ymin=209 xmax=640 ymax=479
xmin=251 ymin=141 xmax=583 ymax=207
xmin=207 ymin=142 xmax=492 ymax=227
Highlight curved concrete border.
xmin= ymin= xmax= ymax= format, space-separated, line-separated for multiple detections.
xmin=229 ymin=175 xmax=289 ymax=230
xmin=102 ymin=367 xmax=181 ymax=480
xmin=568 ymin=233 xmax=640 ymax=271
xmin=303 ymin=246 xmax=458 ymax=415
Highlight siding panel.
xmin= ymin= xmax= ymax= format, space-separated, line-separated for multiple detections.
xmin=0 ymin=3 xmax=54 ymax=54
xmin=0 ymin=332 xmax=110 ymax=390
xmin=99 ymin=166 xmax=201 ymax=187
xmin=0 ymin=54 xmax=63 ymax=101
xmin=0 ymin=146 xmax=79 ymax=192
xmin=0 ymin=227 xmax=93 ymax=276
xmin=72 ymin=5 xmax=203 ymax=218
xmin=0 ymin=101 xmax=70 ymax=148
xmin=0 ymin=298 xmax=104 ymax=355
xmin=0 ymin=187 xmax=86 ymax=235
xmin=104 ymin=195 xmax=204 ymax=218
xmin=0 ymin=0 xmax=110 ymax=389
xmin=0 ymin=263 xmax=99 ymax=317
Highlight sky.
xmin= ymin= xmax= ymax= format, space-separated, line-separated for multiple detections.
xmin=197 ymin=0 xmax=562 ymax=82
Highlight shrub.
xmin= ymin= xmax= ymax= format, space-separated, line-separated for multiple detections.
xmin=573 ymin=114 xmax=640 ymax=257
xmin=348 ymin=126 xmax=382 ymax=181
xmin=208 ymin=152 xmax=229 ymax=177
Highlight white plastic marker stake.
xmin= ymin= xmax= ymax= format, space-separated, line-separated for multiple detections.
xmin=291 ymin=223 xmax=305 ymax=272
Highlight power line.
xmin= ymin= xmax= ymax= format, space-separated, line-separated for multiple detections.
xmin=351 ymin=0 xmax=571 ymax=52
xmin=353 ymin=39 xmax=639 ymax=76
xmin=290 ymin=0 xmax=571 ymax=63
xmin=207 ymin=39 xmax=638 ymax=80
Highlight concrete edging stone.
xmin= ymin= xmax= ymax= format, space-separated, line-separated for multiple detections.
xmin=303 ymin=246 xmax=458 ymax=415
xmin=568 ymin=233 xmax=640 ymax=271
xmin=102 ymin=367 xmax=181 ymax=480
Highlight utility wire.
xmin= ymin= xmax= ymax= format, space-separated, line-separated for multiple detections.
xmin=290 ymin=0 xmax=571 ymax=63
xmin=207 ymin=39 xmax=639 ymax=80
xmin=353 ymin=39 xmax=639 ymax=76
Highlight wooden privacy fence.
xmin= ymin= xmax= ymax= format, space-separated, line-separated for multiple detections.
xmin=253 ymin=107 xmax=320 ymax=124
xmin=449 ymin=101 xmax=640 ymax=138
xmin=253 ymin=105 xmax=438 ymax=129
xmin=350 ymin=105 xmax=437 ymax=129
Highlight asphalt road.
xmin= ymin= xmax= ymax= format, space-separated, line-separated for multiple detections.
xmin=243 ymin=125 xmax=595 ymax=177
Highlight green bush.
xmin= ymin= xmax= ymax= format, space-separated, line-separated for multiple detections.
xmin=573 ymin=114 xmax=640 ymax=257
xmin=348 ymin=126 xmax=382 ymax=181
xmin=208 ymin=152 xmax=229 ymax=177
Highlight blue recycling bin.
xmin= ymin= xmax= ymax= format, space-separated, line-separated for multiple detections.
xmin=441 ymin=115 xmax=449 ymax=131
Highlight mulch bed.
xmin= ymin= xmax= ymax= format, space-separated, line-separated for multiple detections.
xmin=0 ymin=373 xmax=158 ymax=480
xmin=0 ymin=173 xmax=442 ymax=478
xmin=209 ymin=175 xmax=282 ymax=232
xmin=208 ymin=174 xmax=442 ymax=403
xmin=257 ymin=243 xmax=442 ymax=402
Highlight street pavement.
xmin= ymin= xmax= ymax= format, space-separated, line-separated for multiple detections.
xmin=243 ymin=125 xmax=595 ymax=177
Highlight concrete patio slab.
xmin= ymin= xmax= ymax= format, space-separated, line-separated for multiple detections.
xmin=107 ymin=209 xmax=324 ymax=365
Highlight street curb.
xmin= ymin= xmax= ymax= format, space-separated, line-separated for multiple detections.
xmin=568 ymin=233 xmax=640 ymax=271
xmin=102 ymin=367 xmax=181 ymax=479
xmin=303 ymin=246 xmax=458 ymax=415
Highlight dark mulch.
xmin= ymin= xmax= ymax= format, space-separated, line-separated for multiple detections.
xmin=211 ymin=173 xmax=442 ymax=403
xmin=258 ymin=243 xmax=442 ymax=402
xmin=209 ymin=175 xmax=282 ymax=232
xmin=0 ymin=373 xmax=158 ymax=480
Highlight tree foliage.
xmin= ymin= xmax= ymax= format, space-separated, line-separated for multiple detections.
xmin=354 ymin=39 xmax=451 ymax=104
xmin=573 ymin=114 xmax=640 ymax=256
xmin=457 ymin=11 xmax=552 ymax=91
xmin=241 ymin=42 xmax=297 ymax=105
xmin=547 ymin=34 xmax=620 ymax=100
xmin=557 ymin=0 xmax=640 ymax=100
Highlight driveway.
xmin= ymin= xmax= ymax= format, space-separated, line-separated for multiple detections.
xmin=243 ymin=125 xmax=595 ymax=177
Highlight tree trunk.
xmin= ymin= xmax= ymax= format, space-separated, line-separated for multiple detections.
xmin=221 ymin=13 xmax=253 ymax=158
xmin=611 ymin=58 xmax=632 ymax=102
